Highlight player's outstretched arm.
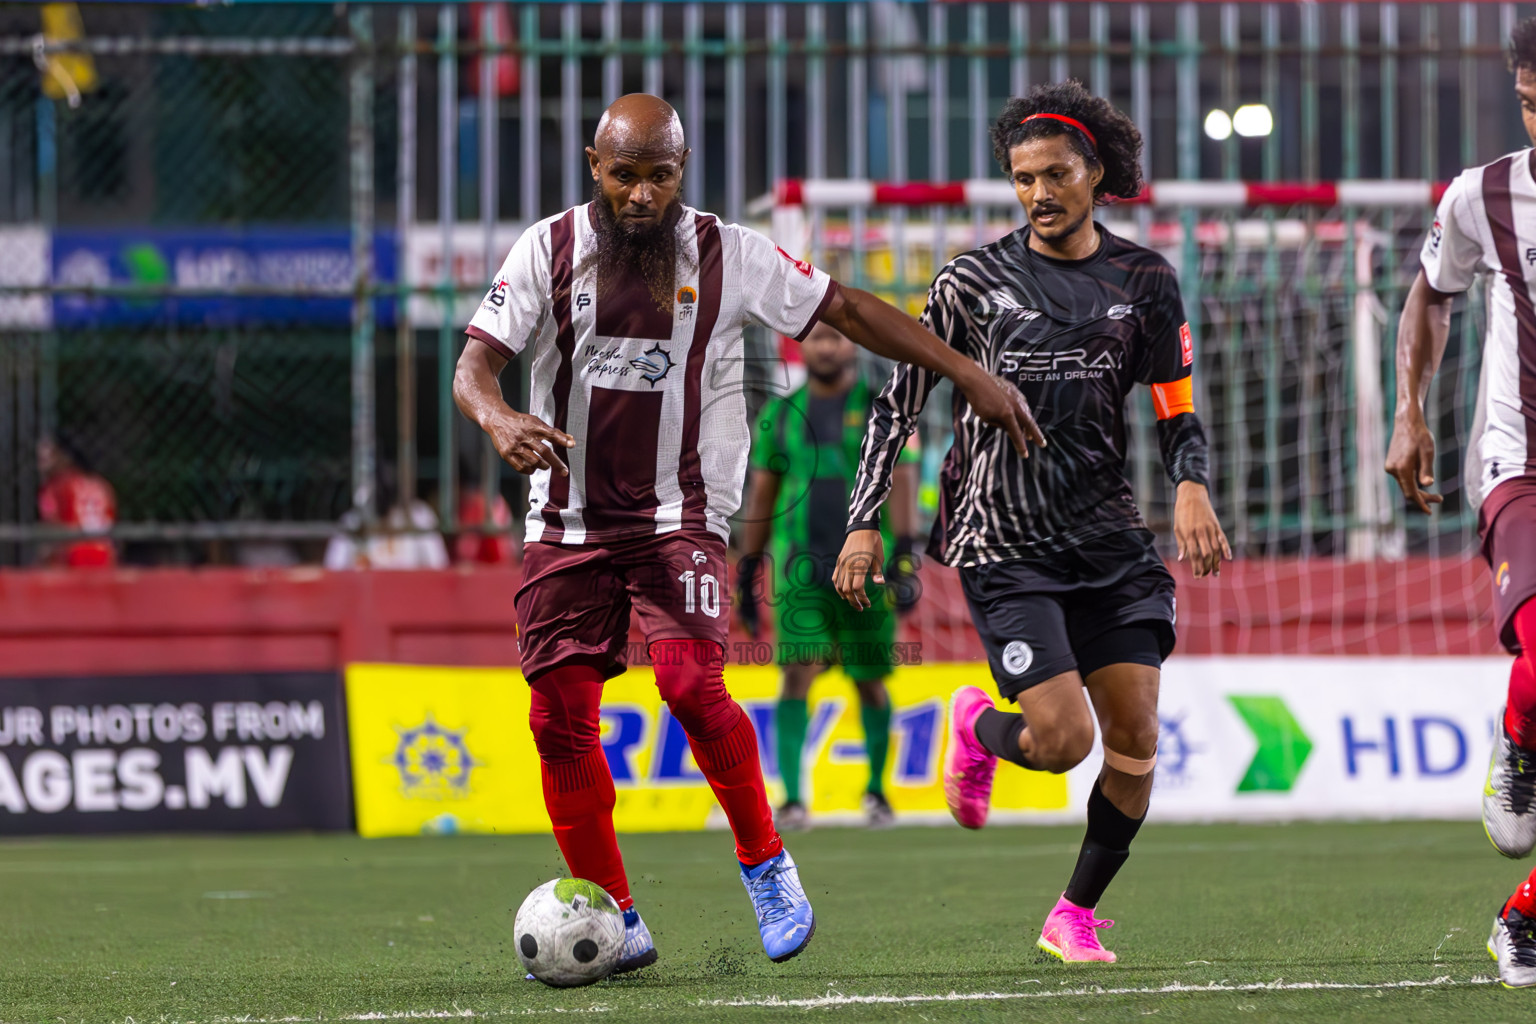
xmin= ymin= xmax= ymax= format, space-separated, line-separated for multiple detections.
xmin=819 ymin=286 xmax=1046 ymax=457
xmin=453 ymin=338 xmax=575 ymax=476
xmin=1386 ymin=270 xmax=1456 ymax=514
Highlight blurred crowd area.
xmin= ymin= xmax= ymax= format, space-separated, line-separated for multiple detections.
xmin=1 ymin=1 xmax=1529 ymax=570
xmin=30 ymin=430 xmax=517 ymax=569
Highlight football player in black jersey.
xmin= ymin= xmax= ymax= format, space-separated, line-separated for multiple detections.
xmin=835 ymin=81 xmax=1229 ymax=962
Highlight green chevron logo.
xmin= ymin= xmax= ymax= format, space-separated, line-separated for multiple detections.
xmin=1228 ymin=695 xmax=1313 ymax=793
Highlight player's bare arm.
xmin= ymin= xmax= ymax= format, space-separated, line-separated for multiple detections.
xmin=889 ymin=462 xmax=918 ymax=542
xmin=832 ymin=463 xmax=918 ymax=611
xmin=819 ymin=286 xmax=1047 ymax=458
xmin=453 ymin=338 xmax=575 ymax=476
xmin=1173 ymin=481 xmax=1229 ymax=578
xmin=739 ymin=468 xmax=780 ymax=562
xmin=735 ymin=468 xmax=782 ymax=637
xmin=1386 ymin=270 xmax=1456 ymax=514
xmin=833 ymin=528 xmax=884 ymax=610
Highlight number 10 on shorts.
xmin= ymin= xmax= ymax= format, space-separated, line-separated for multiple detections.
xmin=677 ymin=570 xmax=721 ymax=618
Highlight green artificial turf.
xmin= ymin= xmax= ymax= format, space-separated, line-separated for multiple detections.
xmin=0 ymin=821 xmax=1527 ymax=1023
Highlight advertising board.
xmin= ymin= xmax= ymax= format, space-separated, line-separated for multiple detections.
xmin=345 ymin=662 xmax=1069 ymax=837
xmin=0 ymin=672 xmax=350 ymax=834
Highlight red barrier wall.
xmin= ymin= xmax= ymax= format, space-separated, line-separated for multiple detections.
xmin=0 ymin=556 xmax=1501 ymax=679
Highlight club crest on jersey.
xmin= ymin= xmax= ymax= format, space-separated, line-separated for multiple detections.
xmin=1499 ymin=561 xmax=1512 ymax=595
xmin=677 ymin=286 xmax=697 ymax=305
xmin=775 ymin=246 xmax=816 ymax=278
xmin=630 ymin=344 xmax=673 ymax=386
xmin=1180 ymin=322 xmax=1194 ymax=366
xmin=1428 ymin=219 xmax=1443 ymax=254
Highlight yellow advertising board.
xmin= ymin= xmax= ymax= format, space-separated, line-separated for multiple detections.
xmin=345 ymin=663 xmax=1068 ymax=838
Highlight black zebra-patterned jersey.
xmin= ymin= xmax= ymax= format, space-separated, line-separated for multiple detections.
xmin=847 ymin=222 xmax=1209 ymax=568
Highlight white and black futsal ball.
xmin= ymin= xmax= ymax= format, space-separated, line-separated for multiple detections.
xmin=514 ymin=878 xmax=625 ymax=987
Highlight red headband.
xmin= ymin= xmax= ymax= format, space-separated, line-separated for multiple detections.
xmin=1020 ymin=113 xmax=1097 ymax=151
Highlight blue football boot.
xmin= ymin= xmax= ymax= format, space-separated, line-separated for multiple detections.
xmin=740 ymin=847 xmax=815 ymax=962
xmin=611 ymin=907 xmax=658 ymax=974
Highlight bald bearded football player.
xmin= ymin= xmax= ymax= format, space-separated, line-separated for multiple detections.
xmin=454 ymin=93 xmax=1043 ymax=972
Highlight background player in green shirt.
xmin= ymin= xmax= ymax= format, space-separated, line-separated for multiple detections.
xmin=737 ymin=322 xmax=920 ymax=830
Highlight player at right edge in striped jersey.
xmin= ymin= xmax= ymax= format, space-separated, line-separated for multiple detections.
xmin=1386 ymin=18 xmax=1536 ymax=991
xmin=834 ymin=81 xmax=1230 ymax=964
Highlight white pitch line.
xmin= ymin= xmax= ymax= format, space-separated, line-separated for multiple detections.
xmin=76 ymin=975 xmax=1498 ymax=1024
xmin=700 ymin=975 xmax=1500 ymax=1008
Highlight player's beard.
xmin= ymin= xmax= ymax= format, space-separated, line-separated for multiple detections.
xmin=805 ymin=360 xmax=849 ymax=387
xmin=591 ymin=185 xmax=685 ymax=313
xmin=1030 ymin=203 xmax=1092 ymax=245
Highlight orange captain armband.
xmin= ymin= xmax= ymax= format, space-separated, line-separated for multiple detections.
xmin=1150 ymin=377 xmax=1195 ymax=420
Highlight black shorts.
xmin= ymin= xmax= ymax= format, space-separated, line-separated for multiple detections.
xmin=960 ymin=529 xmax=1177 ymax=700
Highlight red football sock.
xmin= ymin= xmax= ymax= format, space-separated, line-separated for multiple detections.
xmin=530 ymin=664 xmax=632 ymax=911
xmin=653 ymin=639 xmax=783 ymax=867
xmin=540 ymin=746 xmax=632 ymax=910
xmin=1505 ymin=864 xmax=1536 ymax=919
xmin=1507 ymin=601 xmax=1536 ymax=751
xmin=691 ymin=711 xmax=784 ymax=866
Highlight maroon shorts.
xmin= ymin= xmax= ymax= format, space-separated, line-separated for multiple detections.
xmin=1479 ymin=476 xmax=1536 ymax=653
xmin=514 ymin=530 xmax=731 ymax=681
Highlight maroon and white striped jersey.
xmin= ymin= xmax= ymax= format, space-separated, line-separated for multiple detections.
xmin=466 ymin=203 xmax=837 ymax=544
xmin=1423 ymin=149 xmax=1536 ymax=507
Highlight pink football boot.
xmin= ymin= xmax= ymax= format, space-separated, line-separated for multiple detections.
xmin=1038 ymin=893 xmax=1117 ymax=963
xmin=943 ymin=686 xmax=998 ymax=829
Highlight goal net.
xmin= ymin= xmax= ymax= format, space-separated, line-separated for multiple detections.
xmin=757 ymin=179 xmax=1493 ymax=659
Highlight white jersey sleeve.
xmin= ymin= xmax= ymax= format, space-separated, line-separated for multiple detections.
xmin=1421 ymin=172 xmax=1486 ymax=294
xmin=466 ymin=222 xmax=552 ymax=358
xmin=731 ymin=225 xmax=837 ymax=340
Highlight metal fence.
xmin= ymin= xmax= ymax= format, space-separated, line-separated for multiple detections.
xmin=0 ymin=1 xmax=1528 ymax=565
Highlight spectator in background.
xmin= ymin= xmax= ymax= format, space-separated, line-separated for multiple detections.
xmin=455 ymin=460 xmax=516 ymax=566
xmin=737 ymin=322 xmax=921 ymax=832
xmin=324 ymin=465 xmax=449 ymax=570
xmin=37 ymin=435 xmax=116 ymax=568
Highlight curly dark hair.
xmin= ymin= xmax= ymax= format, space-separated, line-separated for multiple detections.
xmin=1511 ymin=16 xmax=1536 ymax=75
xmin=989 ymin=80 xmax=1144 ymax=205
